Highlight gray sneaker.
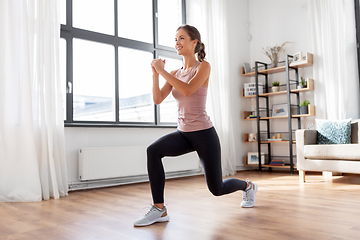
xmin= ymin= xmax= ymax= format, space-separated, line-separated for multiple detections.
xmin=240 ymin=178 xmax=258 ymax=208
xmin=134 ymin=205 xmax=170 ymax=227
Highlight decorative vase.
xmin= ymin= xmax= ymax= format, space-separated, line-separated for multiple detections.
xmin=300 ymin=105 xmax=308 ymax=114
xmin=272 ymin=58 xmax=278 ymax=68
xmin=272 ymin=86 xmax=280 ymax=92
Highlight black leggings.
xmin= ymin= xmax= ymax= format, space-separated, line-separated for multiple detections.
xmin=147 ymin=127 xmax=247 ymax=204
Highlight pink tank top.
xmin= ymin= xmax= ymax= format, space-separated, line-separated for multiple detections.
xmin=172 ymin=61 xmax=213 ymax=132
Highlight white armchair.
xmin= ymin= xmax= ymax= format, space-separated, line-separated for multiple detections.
xmin=296 ymin=120 xmax=360 ymax=182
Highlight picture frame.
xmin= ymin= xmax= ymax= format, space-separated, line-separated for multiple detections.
xmin=247 ymin=152 xmax=265 ymax=165
xmin=243 ymin=62 xmax=251 ymax=74
xmin=293 ymin=52 xmax=302 ymax=62
xmin=272 ymin=103 xmax=288 ymax=117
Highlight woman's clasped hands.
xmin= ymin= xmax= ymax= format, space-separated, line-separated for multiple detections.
xmin=151 ymin=59 xmax=166 ymax=74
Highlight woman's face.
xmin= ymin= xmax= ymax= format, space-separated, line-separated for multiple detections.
xmin=175 ymin=29 xmax=197 ymax=56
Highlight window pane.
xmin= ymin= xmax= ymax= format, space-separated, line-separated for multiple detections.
xmin=73 ymin=0 xmax=114 ymax=35
xmin=159 ymin=56 xmax=182 ymax=123
xmin=119 ymin=47 xmax=153 ymax=122
xmin=60 ymin=0 xmax=66 ymax=25
xmin=158 ymin=0 xmax=183 ymax=47
xmin=60 ymin=38 xmax=67 ymax=120
xmin=118 ymin=0 xmax=153 ymax=43
xmin=73 ymin=39 xmax=115 ymax=121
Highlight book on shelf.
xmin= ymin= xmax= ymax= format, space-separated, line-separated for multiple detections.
xmin=267 ymin=138 xmax=283 ymax=142
xmin=269 ymin=160 xmax=285 ymax=166
xmin=269 ymin=163 xmax=285 ymax=166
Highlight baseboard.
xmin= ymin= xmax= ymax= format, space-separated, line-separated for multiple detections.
xmin=236 ymin=165 xmax=248 ymax=171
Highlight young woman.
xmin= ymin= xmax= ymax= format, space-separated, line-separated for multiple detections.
xmin=134 ymin=25 xmax=258 ymax=227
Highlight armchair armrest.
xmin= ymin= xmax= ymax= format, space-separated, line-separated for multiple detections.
xmin=296 ymin=129 xmax=317 ymax=171
xmin=351 ymin=120 xmax=360 ymax=144
xmin=296 ymin=129 xmax=317 ymax=146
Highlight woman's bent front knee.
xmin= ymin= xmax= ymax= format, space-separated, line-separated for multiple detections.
xmin=147 ymin=144 xmax=156 ymax=157
xmin=147 ymin=143 xmax=162 ymax=164
xmin=208 ymin=185 xmax=223 ymax=197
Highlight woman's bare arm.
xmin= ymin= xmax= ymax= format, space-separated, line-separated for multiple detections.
xmin=152 ymin=69 xmax=176 ymax=105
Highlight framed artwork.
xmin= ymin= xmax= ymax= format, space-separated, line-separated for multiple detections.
xmin=293 ymin=52 xmax=302 ymax=62
xmin=272 ymin=103 xmax=288 ymax=117
xmin=243 ymin=62 xmax=251 ymax=74
xmin=247 ymin=152 xmax=265 ymax=165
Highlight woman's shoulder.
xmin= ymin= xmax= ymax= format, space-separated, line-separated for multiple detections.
xmin=198 ymin=60 xmax=210 ymax=68
xmin=197 ymin=60 xmax=211 ymax=72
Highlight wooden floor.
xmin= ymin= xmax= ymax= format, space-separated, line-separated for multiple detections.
xmin=1 ymin=171 xmax=360 ymax=240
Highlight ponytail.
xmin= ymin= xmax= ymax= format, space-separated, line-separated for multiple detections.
xmin=196 ymin=42 xmax=206 ymax=62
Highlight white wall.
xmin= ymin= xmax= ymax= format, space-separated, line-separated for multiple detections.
xmin=226 ymin=0 xmax=251 ymax=167
xmin=249 ymin=0 xmax=311 ymax=63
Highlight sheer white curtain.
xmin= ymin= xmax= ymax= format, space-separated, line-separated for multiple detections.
xmin=187 ymin=0 xmax=236 ymax=176
xmin=308 ymin=0 xmax=360 ymax=120
xmin=0 ymin=0 xmax=68 ymax=202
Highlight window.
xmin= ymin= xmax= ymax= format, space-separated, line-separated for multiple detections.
xmin=118 ymin=0 xmax=153 ymax=43
xmin=73 ymin=0 xmax=114 ymax=35
xmin=118 ymin=47 xmax=154 ymax=122
xmin=60 ymin=0 xmax=185 ymax=127
xmin=73 ymin=39 xmax=115 ymax=121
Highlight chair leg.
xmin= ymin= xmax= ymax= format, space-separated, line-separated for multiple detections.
xmin=299 ymin=170 xmax=305 ymax=183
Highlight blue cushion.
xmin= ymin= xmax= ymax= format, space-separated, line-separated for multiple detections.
xmin=315 ymin=119 xmax=351 ymax=144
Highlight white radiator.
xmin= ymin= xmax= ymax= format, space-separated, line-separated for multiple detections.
xmin=78 ymin=147 xmax=200 ymax=181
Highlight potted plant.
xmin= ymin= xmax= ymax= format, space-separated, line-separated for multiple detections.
xmin=300 ymin=100 xmax=310 ymax=114
xmin=272 ymin=81 xmax=280 ymax=92
xmin=297 ymin=77 xmax=307 ymax=89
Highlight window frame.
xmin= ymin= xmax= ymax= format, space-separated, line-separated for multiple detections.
xmin=355 ymin=0 xmax=360 ymax=87
xmin=61 ymin=0 xmax=186 ymax=128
